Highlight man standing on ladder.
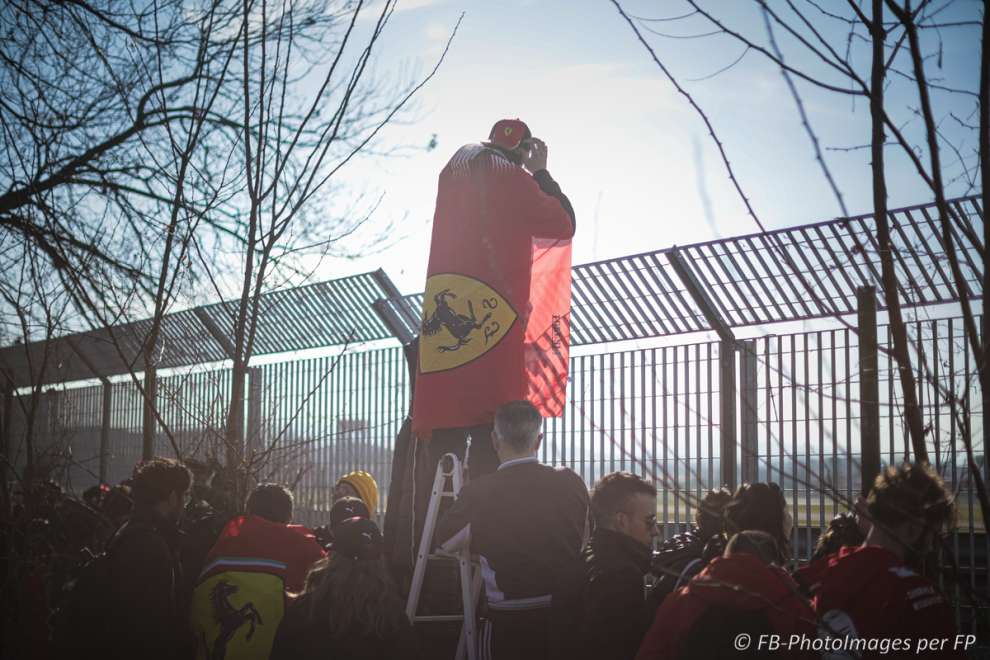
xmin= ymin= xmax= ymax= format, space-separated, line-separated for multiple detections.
xmin=412 ymin=118 xmax=576 ymax=485
xmin=435 ymin=401 xmax=590 ymax=660
xmin=395 ymin=120 xmax=577 ymax=653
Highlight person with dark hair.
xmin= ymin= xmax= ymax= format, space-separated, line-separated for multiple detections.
xmin=810 ymin=511 xmax=865 ymax=562
xmin=796 ymin=463 xmax=963 ymax=658
xmin=314 ymin=496 xmax=370 ymax=550
xmin=722 ymin=482 xmax=792 ymax=562
xmin=435 ymin=400 xmax=590 ymax=660
xmin=649 ymin=487 xmax=731 ymax=605
xmin=270 ymin=517 xmax=418 ymax=660
xmin=578 ymin=472 xmax=659 ymax=660
xmin=101 ymin=483 xmax=133 ymax=527
xmin=636 ymin=531 xmax=816 ymax=660
xmin=246 ymin=482 xmax=294 ymax=523
xmin=190 ymin=482 xmax=325 ymax=660
xmin=82 ymin=483 xmax=109 ymax=510
xmin=101 ymin=457 xmax=193 ymax=660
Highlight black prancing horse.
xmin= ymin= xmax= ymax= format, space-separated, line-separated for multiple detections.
xmin=421 ymin=289 xmax=492 ymax=352
xmin=207 ymin=579 xmax=263 ymax=660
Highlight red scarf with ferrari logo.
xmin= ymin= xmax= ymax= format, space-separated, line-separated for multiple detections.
xmin=412 ymin=139 xmax=574 ymax=437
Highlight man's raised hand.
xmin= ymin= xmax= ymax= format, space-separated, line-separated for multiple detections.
xmin=521 ymin=137 xmax=548 ymax=174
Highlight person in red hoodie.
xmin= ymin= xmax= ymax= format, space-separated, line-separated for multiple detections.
xmin=795 ymin=463 xmax=964 ymax=659
xmin=190 ymin=483 xmax=326 ymax=660
xmin=636 ymin=530 xmax=817 ymax=660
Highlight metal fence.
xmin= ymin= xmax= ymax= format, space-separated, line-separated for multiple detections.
xmin=5 ymin=313 xmax=986 ymax=630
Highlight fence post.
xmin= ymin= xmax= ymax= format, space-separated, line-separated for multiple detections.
xmin=246 ymin=367 xmax=263 ymax=457
xmin=100 ymin=382 xmax=112 ymax=483
xmin=1 ymin=387 xmax=11 ymax=498
xmin=142 ymin=367 xmax=157 ymax=460
xmin=740 ymin=339 xmax=759 ymax=484
xmin=720 ymin=340 xmax=737 ymax=491
xmin=858 ymin=286 xmax=881 ymax=496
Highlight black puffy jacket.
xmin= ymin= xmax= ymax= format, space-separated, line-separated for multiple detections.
xmin=577 ymin=528 xmax=655 ymax=660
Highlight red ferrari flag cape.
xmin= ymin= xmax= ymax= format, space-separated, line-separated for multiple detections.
xmin=190 ymin=515 xmax=325 ymax=660
xmin=412 ymin=143 xmax=573 ymax=437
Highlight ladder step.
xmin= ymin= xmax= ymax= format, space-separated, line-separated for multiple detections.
xmin=413 ymin=614 xmax=466 ymax=623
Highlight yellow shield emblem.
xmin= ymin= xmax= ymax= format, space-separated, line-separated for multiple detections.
xmin=419 ymin=273 xmax=517 ymax=374
xmin=191 ymin=571 xmax=284 ymax=660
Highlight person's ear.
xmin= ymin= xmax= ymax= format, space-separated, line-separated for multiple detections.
xmin=491 ymin=429 xmax=501 ymax=453
xmin=534 ymin=433 xmax=543 ymax=453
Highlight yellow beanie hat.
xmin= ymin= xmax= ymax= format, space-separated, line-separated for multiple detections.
xmin=337 ymin=470 xmax=378 ymax=513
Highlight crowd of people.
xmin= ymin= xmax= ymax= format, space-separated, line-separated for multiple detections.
xmin=2 ymin=401 xmax=969 ymax=659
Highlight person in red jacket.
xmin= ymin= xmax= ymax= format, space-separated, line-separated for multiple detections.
xmin=795 ymin=462 xmax=964 ymax=659
xmin=413 ymin=118 xmax=576 ymax=482
xmin=636 ymin=530 xmax=817 ymax=660
xmin=190 ymin=483 xmax=326 ymax=660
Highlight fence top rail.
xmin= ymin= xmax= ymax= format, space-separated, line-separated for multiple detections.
xmin=0 ymin=270 xmax=400 ymax=389
xmin=379 ymin=195 xmax=984 ymax=347
xmin=1 ymin=196 xmax=983 ymax=389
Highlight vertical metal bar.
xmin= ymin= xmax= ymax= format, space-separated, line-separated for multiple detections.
xmin=719 ymin=340 xmax=737 ymax=491
xmin=589 ymin=353 xmax=597 ymax=485
xmin=963 ymin=325 xmax=977 ymax=597
xmin=858 ymin=286 xmax=881 ymax=496
xmin=661 ymin=347 xmax=668 ymax=528
xmin=684 ymin=345 xmax=692 ymax=521
xmin=574 ymin=355 xmax=582 ymax=484
xmin=817 ymin=331 xmax=826 ymax=531
xmin=629 ymin=351 xmax=636 ymax=474
xmin=611 ymin=352 xmax=617 ymax=473
xmin=708 ymin=343 xmax=715 ymax=489
xmin=600 ymin=352 xmax=606 ymax=480
xmin=844 ymin=329 xmax=852 ymax=505
xmin=796 ymin=335 xmax=801 ymax=547
xmin=777 ymin=337 xmax=784 ymax=490
xmin=639 ymin=349 xmax=656 ymax=476
xmin=673 ymin=345 xmax=680 ymax=527
xmin=247 ymin=367 xmax=263 ymax=458
xmin=887 ymin=324 xmax=898 ymax=464
xmin=932 ymin=321 xmax=941 ymax=471
xmin=803 ymin=332 xmax=812 ymax=556
xmin=646 ymin=348 xmax=655 ymax=487
xmin=830 ymin=330 xmax=838 ymax=519
xmin=763 ymin=337 xmax=772 ymax=486
xmin=694 ymin=344 xmax=701 ymax=497
xmin=100 ymin=383 xmax=111 ymax=483
xmin=740 ymin=340 xmax=758 ymax=484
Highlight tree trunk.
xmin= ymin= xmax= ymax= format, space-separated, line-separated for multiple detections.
xmin=869 ymin=0 xmax=928 ymax=463
xmin=980 ymin=0 xmax=989 ymax=498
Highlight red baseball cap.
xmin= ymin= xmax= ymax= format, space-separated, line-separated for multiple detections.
xmin=488 ymin=118 xmax=531 ymax=150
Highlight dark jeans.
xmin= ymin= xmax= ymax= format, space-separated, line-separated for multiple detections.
xmin=488 ymin=608 xmax=550 ymax=660
xmin=412 ymin=424 xmax=500 ymax=616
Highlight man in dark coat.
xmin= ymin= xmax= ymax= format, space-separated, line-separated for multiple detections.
xmin=435 ymin=400 xmax=589 ymax=660
xmin=107 ymin=457 xmax=193 ymax=660
xmin=578 ymin=472 xmax=659 ymax=660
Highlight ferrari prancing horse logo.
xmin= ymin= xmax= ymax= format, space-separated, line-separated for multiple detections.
xmin=419 ymin=273 xmax=517 ymax=374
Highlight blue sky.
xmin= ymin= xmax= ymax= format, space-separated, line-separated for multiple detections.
xmin=313 ymin=0 xmax=982 ymax=296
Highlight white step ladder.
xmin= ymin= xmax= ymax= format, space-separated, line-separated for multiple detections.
xmin=406 ymin=453 xmax=483 ymax=660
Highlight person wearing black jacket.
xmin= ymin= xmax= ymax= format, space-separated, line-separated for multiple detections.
xmin=270 ymin=517 xmax=418 ymax=660
xmin=435 ymin=400 xmax=589 ymax=660
xmin=106 ymin=458 xmax=192 ymax=660
xmin=648 ymin=487 xmax=731 ymax=605
xmin=578 ymin=472 xmax=659 ymax=660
